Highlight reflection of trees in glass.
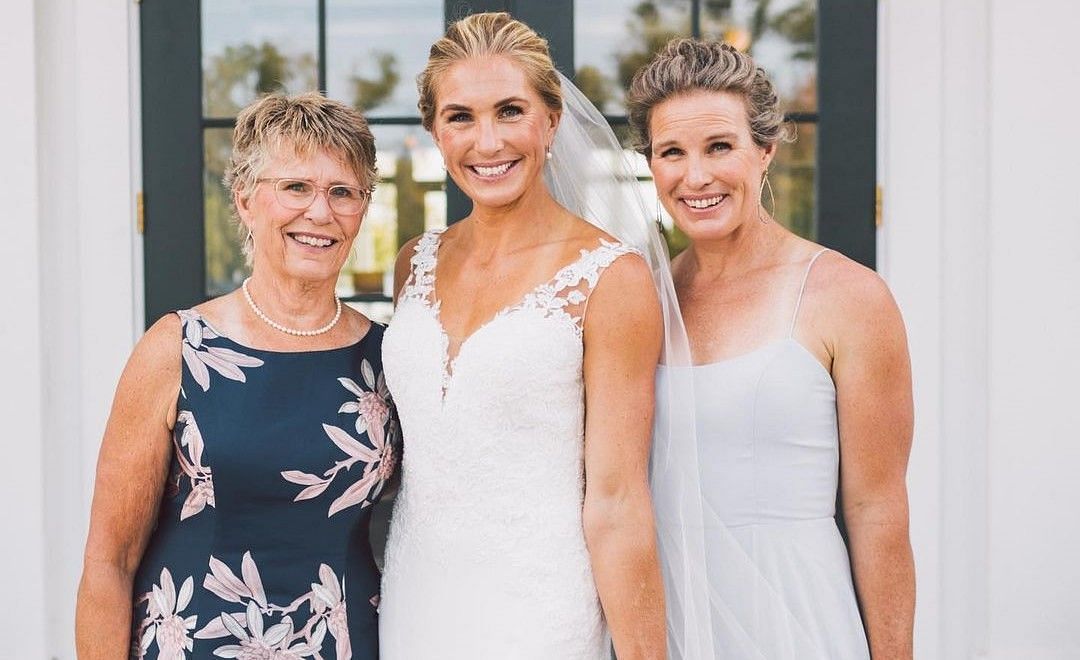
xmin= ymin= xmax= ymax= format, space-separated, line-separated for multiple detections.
xmin=204 ymin=42 xmax=318 ymax=116
xmin=745 ymin=0 xmax=815 ymax=60
xmin=204 ymin=132 xmax=247 ymax=296
xmin=575 ymin=65 xmax=614 ymax=112
xmin=393 ymin=141 xmax=426 ymax=252
xmin=351 ymin=52 xmax=400 ymax=112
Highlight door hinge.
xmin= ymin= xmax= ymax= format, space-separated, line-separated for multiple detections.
xmin=875 ymin=185 xmax=883 ymax=228
xmin=137 ymin=191 xmax=145 ymax=234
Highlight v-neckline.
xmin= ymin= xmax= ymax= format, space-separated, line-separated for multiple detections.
xmin=424 ymin=231 xmax=604 ymax=402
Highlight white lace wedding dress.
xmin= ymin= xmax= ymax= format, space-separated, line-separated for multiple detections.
xmin=379 ymin=228 xmax=639 ymax=659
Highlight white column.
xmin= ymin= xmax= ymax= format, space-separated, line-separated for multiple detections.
xmin=884 ymin=1 xmax=1080 ymax=657
xmin=0 ymin=0 xmax=48 ymax=655
xmin=29 ymin=0 xmax=139 ymax=656
xmin=986 ymin=1 xmax=1080 ymax=657
xmin=940 ymin=0 xmax=991 ymax=658
xmin=878 ymin=0 xmax=946 ymax=656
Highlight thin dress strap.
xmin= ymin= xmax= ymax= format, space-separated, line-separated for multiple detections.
xmin=789 ymin=248 xmax=830 ymax=337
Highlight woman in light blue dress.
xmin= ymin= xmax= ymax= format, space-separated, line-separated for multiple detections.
xmin=630 ymin=39 xmax=915 ymax=658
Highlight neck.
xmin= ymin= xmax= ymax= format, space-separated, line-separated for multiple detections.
xmin=463 ymin=181 xmax=567 ymax=258
xmin=685 ymin=212 xmax=784 ymax=281
xmin=245 ymin=269 xmax=338 ymax=327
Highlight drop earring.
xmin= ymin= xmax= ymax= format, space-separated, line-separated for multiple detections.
xmin=545 ymin=147 xmax=553 ymax=161
xmin=758 ymin=168 xmax=776 ymax=223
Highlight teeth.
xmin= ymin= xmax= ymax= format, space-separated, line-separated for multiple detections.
xmin=685 ymin=195 xmax=724 ymax=209
xmin=473 ymin=162 xmax=513 ymax=177
xmin=293 ymin=234 xmax=333 ymax=247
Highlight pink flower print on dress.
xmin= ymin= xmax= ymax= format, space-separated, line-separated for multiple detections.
xmin=174 ymin=411 xmax=215 ymax=521
xmin=177 ymin=309 xmax=264 ymax=392
xmin=281 ymin=367 xmax=398 ymax=516
xmin=194 ymin=553 xmax=347 ymax=658
xmin=132 ymin=567 xmax=197 ymax=659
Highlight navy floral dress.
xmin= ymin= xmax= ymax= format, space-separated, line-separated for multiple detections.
xmin=129 ymin=309 xmax=397 ymax=659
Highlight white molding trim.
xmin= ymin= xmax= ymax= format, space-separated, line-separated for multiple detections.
xmin=939 ymin=0 xmax=990 ymax=657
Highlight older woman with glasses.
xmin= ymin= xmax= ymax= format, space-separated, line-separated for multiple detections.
xmin=76 ymin=92 xmax=397 ymax=659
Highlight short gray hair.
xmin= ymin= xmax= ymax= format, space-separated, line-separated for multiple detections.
xmin=224 ymin=92 xmax=377 ymax=262
xmin=627 ymin=38 xmax=793 ymax=157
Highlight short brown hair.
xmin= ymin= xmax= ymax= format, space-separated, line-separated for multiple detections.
xmin=224 ymin=92 xmax=377 ymax=260
xmin=417 ymin=12 xmax=562 ymax=131
xmin=627 ymin=38 xmax=793 ymax=156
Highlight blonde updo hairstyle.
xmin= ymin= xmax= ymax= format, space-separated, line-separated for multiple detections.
xmin=627 ymin=38 xmax=794 ymax=158
xmin=417 ymin=11 xmax=563 ymax=132
xmin=224 ymin=91 xmax=377 ymax=263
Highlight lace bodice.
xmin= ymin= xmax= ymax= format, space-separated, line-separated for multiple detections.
xmin=379 ymin=228 xmax=641 ymax=659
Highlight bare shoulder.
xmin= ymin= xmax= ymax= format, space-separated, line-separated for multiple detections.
xmin=116 ymin=313 xmax=183 ymax=430
xmin=135 ymin=313 xmax=184 ymax=371
xmin=806 ymin=249 xmax=906 ymax=355
xmin=812 ymin=250 xmax=902 ymax=323
xmin=587 ymin=248 xmax=659 ymax=330
xmin=394 ymin=233 xmax=425 ymax=273
xmin=393 ymin=233 xmax=426 ymax=301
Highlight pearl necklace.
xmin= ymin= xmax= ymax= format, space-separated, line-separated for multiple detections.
xmin=242 ymin=277 xmax=342 ymax=337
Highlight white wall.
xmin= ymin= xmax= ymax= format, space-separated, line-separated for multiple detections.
xmin=0 ymin=0 xmax=140 ymax=656
xmin=1 ymin=0 xmax=48 ymax=655
xmin=882 ymin=1 xmax=1080 ymax=658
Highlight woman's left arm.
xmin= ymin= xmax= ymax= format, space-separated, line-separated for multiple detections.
xmin=582 ymin=253 xmax=666 ymax=660
xmin=830 ymin=267 xmax=915 ymax=659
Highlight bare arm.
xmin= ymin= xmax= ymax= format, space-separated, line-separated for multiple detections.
xmin=75 ymin=315 xmax=182 ymax=658
xmin=582 ymin=254 xmax=666 ymax=660
xmin=830 ymin=268 xmax=915 ymax=659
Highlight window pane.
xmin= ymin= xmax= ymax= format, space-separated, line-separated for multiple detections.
xmin=201 ymin=0 xmax=319 ymax=117
xmin=204 ymin=128 xmax=247 ymax=297
xmin=342 ymin=125 xmax=445 ymax=297
xmin=699 ymin=0 xmax=817 ymax=113
xmin=574 ymin=0 xmax=692 ymax=115
xmin=325 ymin=0 xmax=443 ymax=118
xmin=769 ymin=121 xmax=816 ymax=239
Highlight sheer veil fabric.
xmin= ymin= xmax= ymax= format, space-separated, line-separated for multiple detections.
xmin=548 ymin=74 xmax=812 ymax=659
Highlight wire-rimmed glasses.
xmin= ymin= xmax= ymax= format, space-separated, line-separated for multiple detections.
xmin=257 ymin=177 xmax=373 ymax=215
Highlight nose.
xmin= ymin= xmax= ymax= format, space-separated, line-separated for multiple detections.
xmin=475 ymin=117 xmax=503 ymax=155
xmin=304 ymin=188 xmax=334 ymax=224
xmin=684 ymin=154 xmax=711 ymax=189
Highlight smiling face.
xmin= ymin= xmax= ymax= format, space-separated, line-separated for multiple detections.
xmin=236 ymin=146 xmax=367 ymax=285
xmin=647 ymin=90 xmax=775 ymax=242
xmin=430 ymin=56 xmax=559 ymax=213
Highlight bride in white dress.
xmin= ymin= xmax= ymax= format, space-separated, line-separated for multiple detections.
xmin=379 ymin=12 xmax=669 ymax=659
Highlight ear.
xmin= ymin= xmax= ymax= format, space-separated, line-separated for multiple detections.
xmin=761 ymin=142 xmax=777 ymax=171
xmin=234 ymin=188 xmax=255 ymax=232
xmin=545 ymin=108 xmax=562 ymax=146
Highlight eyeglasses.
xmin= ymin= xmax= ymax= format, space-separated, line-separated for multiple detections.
xmin=256 ymin=178 xmax=373 ymax=215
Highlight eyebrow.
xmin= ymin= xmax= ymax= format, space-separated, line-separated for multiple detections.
xmin=652 ymin=132 xmax=738 ymax=150
xmin=439 ymin=96 xmax=530 ymax=114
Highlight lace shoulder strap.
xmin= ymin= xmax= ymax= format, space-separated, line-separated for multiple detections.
xmin=514 ymin=239 xmax=643 ymax=336
xmin=399 ymin=228 xmax=445 ymax=305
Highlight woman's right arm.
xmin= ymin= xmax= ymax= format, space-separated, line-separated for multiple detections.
xmin=76 ymin=314 xmax=182 ymax=658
